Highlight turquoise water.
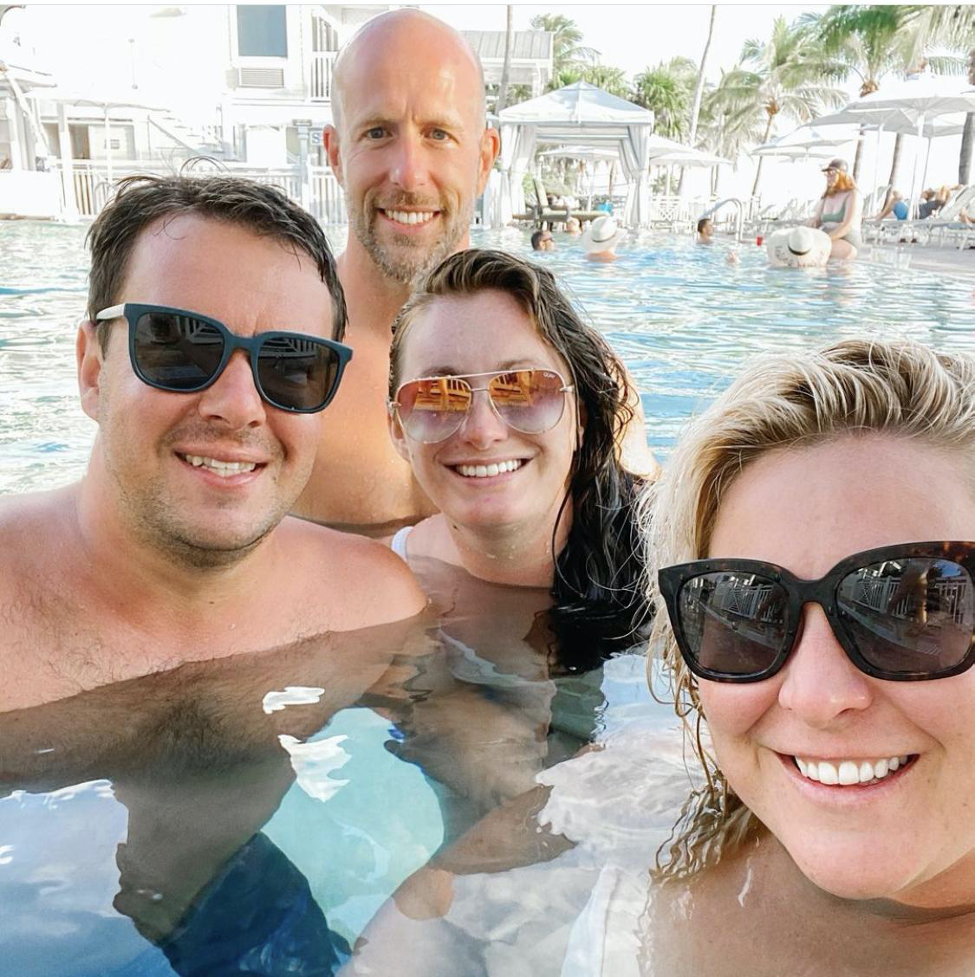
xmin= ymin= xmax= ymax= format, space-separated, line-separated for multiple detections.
xmin=1 ymin=221 xmax=973 ymax=494
xmin=0 ymin=220 xmax=974 ymax=975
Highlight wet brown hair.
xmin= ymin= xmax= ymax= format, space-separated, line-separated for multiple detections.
xmin=86 ymin=174 xmax=347 ymax=348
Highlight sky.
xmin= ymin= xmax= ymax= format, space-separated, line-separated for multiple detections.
xmin=13 ymin=2 xmax=970 ymax=203
xmin=422 ymin=4 xmax=832 ymax=84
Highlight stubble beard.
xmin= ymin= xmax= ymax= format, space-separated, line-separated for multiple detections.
xmin=100 ymin=422 xmax=294 ymax=572
xmin=349 ymin=191 xmax=474 ymax=287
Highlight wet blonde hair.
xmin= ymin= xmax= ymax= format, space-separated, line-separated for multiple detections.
xmin=643 ymin=338 xmax=975 ymax=880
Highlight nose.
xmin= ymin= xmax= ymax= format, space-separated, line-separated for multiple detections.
xmin=776 ymin=604 xmax=873 ymax=728
xmin=389 ymin=132 xmax=429 ymax=193
xmin=457 ymin=389 xmax=508 ymax=449
xmin=195 ymin=350 xmax=266 ymax=428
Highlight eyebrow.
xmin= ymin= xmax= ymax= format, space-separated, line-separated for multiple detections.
xmin=354 ymin=113 xmax=465 ymax=132
xmin=417 ymin=361 xmax=544 ymax=377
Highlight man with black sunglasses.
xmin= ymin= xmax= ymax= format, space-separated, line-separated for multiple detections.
xmin=0 ymin=175 xmax=425 ymax=709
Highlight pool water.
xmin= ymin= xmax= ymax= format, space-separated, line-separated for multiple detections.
xmin=0 ymin=221 xmax=973 ymax=494
xmin=0 ymin=219 xmax=973 ymax=975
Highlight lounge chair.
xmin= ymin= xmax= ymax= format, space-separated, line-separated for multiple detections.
xmin=514 ymin=178 xmax=604 ymax=227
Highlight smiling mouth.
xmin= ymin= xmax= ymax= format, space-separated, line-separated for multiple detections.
xmin=791 ymin=754 xmax=916 ymax=786
xmin=381 ymin=208 xmax=439 ymax=227
xmin=452 ymin=459 xmax=525 ymax=479
xmin=178 ymin=453 xmax=262 ymax=478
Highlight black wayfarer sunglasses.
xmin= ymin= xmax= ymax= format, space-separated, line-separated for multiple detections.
xmin=658 ymin=541 xmax=975 ymax=683
xmin=95 ymin=303 xmax=353 ymax=414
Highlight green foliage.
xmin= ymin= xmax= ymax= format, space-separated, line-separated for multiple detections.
xmin=632 ymin=58 xmax=698 ymax=138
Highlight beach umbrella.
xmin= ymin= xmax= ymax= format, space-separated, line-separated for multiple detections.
xmin=833 ymin=76 xmax=974 ymax=216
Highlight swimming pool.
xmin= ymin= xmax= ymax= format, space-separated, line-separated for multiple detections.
xmin=1 ymin=221 xmax=973 ymax=494
xmin=0 ymin=220 xmax=973 ymax=975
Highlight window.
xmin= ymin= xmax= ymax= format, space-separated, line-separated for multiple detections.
xmin=236 ymin=5 xmax=287 ymax=58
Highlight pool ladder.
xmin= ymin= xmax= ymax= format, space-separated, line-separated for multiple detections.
xmin=698 ymin=198 xmax=745 ymax=242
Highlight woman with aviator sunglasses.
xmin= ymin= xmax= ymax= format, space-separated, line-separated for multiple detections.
xmin=387 ymin=248 xmax=652 ymax=670
xmin=641 ymin=338 xmax=974 ymax=975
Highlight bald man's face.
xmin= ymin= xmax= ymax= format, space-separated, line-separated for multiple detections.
xmin=326 ymin=18 xmax=499 ymax=285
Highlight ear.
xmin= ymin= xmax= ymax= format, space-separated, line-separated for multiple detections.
xmin=475 ymin=127 xmax=501 ymax=196
xmin=77 ymin=320 xmax=104 ymax=422
xmin=388 ymin=405 xmax=412 ymax=464
xmin=324 ymin=125 xmax=344 ymax=187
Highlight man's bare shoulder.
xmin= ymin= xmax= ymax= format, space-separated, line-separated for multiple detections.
xmin=279 ymin=515 xmax=427 ymax=629
xmin=0 ymin=487 xmax=75 ymax=576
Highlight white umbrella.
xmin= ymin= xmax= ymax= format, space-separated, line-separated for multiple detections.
xmin=833 ymin=75 xmax=974 ymax=216
xmin=649 ymin=148 xmax=731 ymax=167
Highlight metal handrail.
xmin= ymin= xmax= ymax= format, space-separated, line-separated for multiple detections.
xmin=699 ymin=197 xmax=745 ymax=241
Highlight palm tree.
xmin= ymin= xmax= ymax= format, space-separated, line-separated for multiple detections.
xmin=714 ymin=16 xmax=847 ymax=195
xmin=632 ymin=58 xmax=697 ymax=139
xmin=699 ymin=72 xmax=768 ymax=194
xmin=813 ymin=5 xmax=971 ymax=193
xmin=529 ymin=13 xmax=598 ymax=88
xmin=689 ymin=5 xmax=718 ymax=148
xmin=901 ymin=4 xmax=975 ymax=183
xmin=496 ymin=5 xmax=514 ymax=113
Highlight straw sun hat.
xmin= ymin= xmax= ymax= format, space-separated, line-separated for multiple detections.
xmin=581 ymin=215 xmax=625 ymax=253
xmin=766 ymin=225 xmax=831 ymax=268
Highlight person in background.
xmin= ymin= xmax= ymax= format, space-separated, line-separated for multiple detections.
xmin=696 ymin=217 xmax=714 ymax=244
xmin=643 ymin=338 xmax=974 ymax=975
xmin=810 ymin=157 xmax=862 ymax=259
xmin=565 ymin=216 xmax=581 ymax=236
xmin=875 ymin=189 xmax=909 ymax=221
xmin=531 ymin=229 xmax=556 ymax=252
xmin=581 ymin=214 xmax=625 ymax=262
xmin=292 ymin=9 xmax=501 ymax=534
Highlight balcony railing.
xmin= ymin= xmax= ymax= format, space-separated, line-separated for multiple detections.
xmin=310 ymin=51 xmax=337 ymax=102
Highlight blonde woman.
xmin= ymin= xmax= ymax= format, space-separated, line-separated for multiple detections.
xmin=644 ymin=338 xmax=974 ymax=975
xmin=811 ymin=157 xmax=863 ymax=258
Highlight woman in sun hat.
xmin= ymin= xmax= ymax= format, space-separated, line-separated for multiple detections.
xmin=581 ymin=214 xmax=625 ymax=262
xmin=765 ymin=225 xmax=832 ymax=268
xmin=810 ymin=157 xmax=863 ymax=259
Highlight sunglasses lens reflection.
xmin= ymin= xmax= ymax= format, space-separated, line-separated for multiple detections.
xmin=397 ymin=370 xmax=567 ymax=443
xmin=135 ymin=311 xmax=223 ymax=390
xmin=836 ymin=558 xmax=975 ymax=675
xmin=256 ymin=334 xmax=338 ymax=412
xmin=133 ymin=311 xmax=340 ymax=411
xmin=678 ymin=571 xmax=789 ymax=677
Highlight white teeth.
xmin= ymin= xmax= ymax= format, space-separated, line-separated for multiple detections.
xmin=455 ymin=459 xmax=523 ymax=478
xmin=183 ymin=454 xmax=257 ymax=477
xmin=386 ymin=209 xmax=435 ymax=225
xmin=794 ymin=755 xmax=911 ymax=787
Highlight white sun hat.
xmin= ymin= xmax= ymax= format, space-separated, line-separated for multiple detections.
xmin=581 ymin=215 xmax=625 ymax=253
xmin=766 ymin=225 xmax=832 ymax=268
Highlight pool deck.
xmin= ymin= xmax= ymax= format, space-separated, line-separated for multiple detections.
xmin=863 ymin=241 xmax=975 ymax=281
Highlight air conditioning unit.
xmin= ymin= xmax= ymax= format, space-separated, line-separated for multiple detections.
xmin=235 ymin=67 xmax=285 ymax=89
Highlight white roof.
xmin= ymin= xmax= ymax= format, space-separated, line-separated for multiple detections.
xmin=498 ymin=81 xmax=654 ymax=130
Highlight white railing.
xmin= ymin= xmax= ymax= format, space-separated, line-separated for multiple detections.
xmin=310 ymin=52 xmax=337 ymax=102
xmin=309 ymin=164 xmax=346 ymax=223
xmin=49 ymin=159 xmax=349 ymax=224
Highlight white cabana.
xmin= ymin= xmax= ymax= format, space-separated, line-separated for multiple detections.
xmin=496 ymin=81 xmax=655 ymax=227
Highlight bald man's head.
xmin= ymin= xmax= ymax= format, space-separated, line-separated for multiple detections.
xmin=332 ymin=10 xmax=486 ymax=133
xmin=324 ymin=9 xmax=499 ymax=285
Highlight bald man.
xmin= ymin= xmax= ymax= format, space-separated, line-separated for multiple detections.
xmin=292 ymin=10 xmax=500 ymax=533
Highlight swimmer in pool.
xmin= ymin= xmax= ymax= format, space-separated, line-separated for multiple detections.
xmin=291 ymin=9 xmax=502 ymax=533
xmin=643 ymin=338 xmax=974 ymax=975
xmin=581 ymin=214 xmax=625 ymax=262
xmin=696 ymin=217 xmax=714 ymax=244
xmin=385 ymin=249 xmax=654 ymax=668
xmin=0 ymin=175 xmax=425 ymax=711
xmin=810 ymin=157 xmax=863 ymax=260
